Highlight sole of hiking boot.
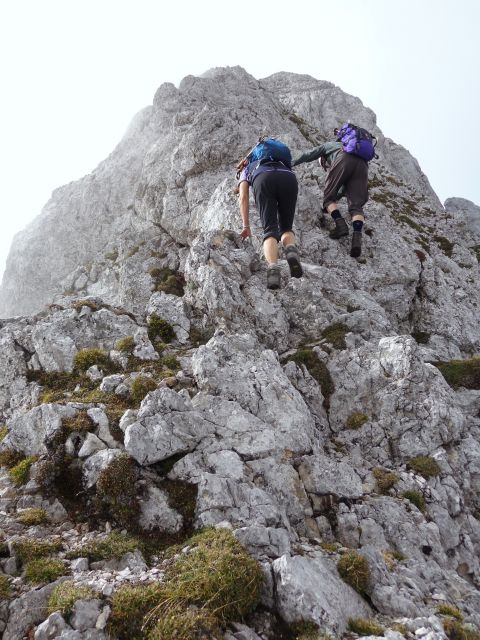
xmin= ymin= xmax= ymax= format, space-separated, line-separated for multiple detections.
xmin=329 ymin=218 xmax=349 ymax=239
xmin=286 ymin=252 xmax=303 ymax=278
xmin=350 ymin=232 xmax=362 ymax=258
xmin=267 ymin=269 xmax=281 ymax=290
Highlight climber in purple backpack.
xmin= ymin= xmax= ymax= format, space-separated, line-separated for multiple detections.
xmin=236 ymin=137 xmax=303 ymax=290
xmin=293 ymin=123 xmax=377 ymax=258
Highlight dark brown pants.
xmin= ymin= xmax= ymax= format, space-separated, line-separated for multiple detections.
xmin=323 ymin=151 xmax=368 ymax=216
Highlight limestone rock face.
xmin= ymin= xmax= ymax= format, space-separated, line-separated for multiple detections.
xmin=0 ymin=67 xmax=480 ymax=639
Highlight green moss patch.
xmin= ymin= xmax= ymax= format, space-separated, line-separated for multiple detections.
xmin=434 ymin=357 xmax=480 ymax=390
xmin=402 ymin=490 xmax=426 ymax=512
xmin=285 ymin=349 xmax=334 ymax=409
xmin=48 ymin=580 xmax=98 ymax=616
xmin=345 ymin=412 xmax=368 ymax=430
xmin=348 ymin=617 xmax=384 ymax=636
xmin=337 ymin=550 xmax=370 ymax=594
xmin=9 ymin=456 xmax=38 ymax=486
xmin=408 ymin=455 xmax=441 ymax=478
xmin=321 ymin=322 xmax=348 ymax=350
xmin=17 ymin=508 xmax=49 ymax=526
xmin=373 ymin=468 xmax=399 ymax=494
xmin=0 ymin=425 xmax=8 ymax=442
xmin=24 ymin=557 xmax=67 ymax=584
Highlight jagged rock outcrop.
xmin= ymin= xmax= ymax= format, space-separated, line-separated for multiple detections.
xmin=0 ymin=66 xmax=480 ymax=639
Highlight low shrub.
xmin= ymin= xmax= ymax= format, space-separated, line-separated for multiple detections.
xmin=437 ymin=603 xmax=463 ymax=621
xmin=24 ymin=557 xmax=67 ymax=584
xmin=95 ymin=455 xmax=139 ymax=529
xmin=17 ymin=508 xmax=49 ymax=526
xmin=148 ymin=315 xmax=176 ymax=345
xmin=337 ymin=550 xmax=370 ymax=594
xmin=348 ymin=617 xmax=384 ymax=636
xmin=13 ymin=538 xmax=64 ymax=564
xmin=443 ymin=619 xmax=480 ymax=640
xmin=48 ymin=580 xmax=98 ymax=616
xmin=402 ymin=490 xmax=426 ymax=512
xmin=0 ymin=449 xmax=24 ymax=469
xmin=73 ymin=348 xmax=113 ymax=373
xmin=130 ymin=376 xmax=157 ymax=407
xmin=373 ymin=467 xmax=399 ymax=494
xmin=408 ymin=455 xmax=441 ymax=478
xmin=321 ymin=322 xmax=349 ymax=350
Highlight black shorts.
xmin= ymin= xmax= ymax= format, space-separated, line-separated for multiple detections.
xmin=252 ymin=169 xmax=298 ymax=242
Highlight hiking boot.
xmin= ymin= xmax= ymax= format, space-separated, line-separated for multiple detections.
xmin=350 ymin=231 xmax=362 ymax=257
xmin=266 ymin=265 xmax=281 ymax=290
xmin=285 ymin=245 xmax=303 ymax=278
xmin=329 ymin=217 xmax=349 ymax=239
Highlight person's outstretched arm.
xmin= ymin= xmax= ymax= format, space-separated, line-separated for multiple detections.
xmin=292 ymin=143 xmax=327 ymax=166
xmin=239 ymin=181 xmax=252 ymax=239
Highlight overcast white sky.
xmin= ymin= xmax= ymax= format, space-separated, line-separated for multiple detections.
xmin=0 ymin=0 xmax=478 ymax=279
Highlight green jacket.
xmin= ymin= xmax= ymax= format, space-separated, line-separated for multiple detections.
xmin=292 ymin=141 xmax=342 ymax=168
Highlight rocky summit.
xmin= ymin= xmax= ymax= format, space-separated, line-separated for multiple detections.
xmin=0 ymin=66 xmax=480 ymax=640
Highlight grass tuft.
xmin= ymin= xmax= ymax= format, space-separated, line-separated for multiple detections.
xmin=9 ymin=456 xmax=38 ymax=486
xmin=17 ymin=508 xmax=49 ymax=526
xmin=62 ymin=411 xmax=94 ymax=433
xmin=0 ymin=575 xmax=12 ymax=599
xmin=408 ymin=455 xmax=441 ymax=478
xmin=345 ymin=412 xmax=368 ymax=430
xmin=321 ymin=322 xmax=348 ymax=350
xmin=402 ymin=490 xmax=426 ymax=512
xmin=434 ymin=357 xmax=480 ymax=390
xmin=116 ymin=336 xmax=135 ymax=354
xmin=0 ymin=425 xmax=8 ymax=442
xmin=48 ymin=580 xmax=98 ymax=616
xmin=148 ymin=314 xmax=176 ymax=346
xmin=437 ymin=603 xmax=463 ymax=621
xmin=24 ymin=557 xmax=67 ymax=584
xmin=13 ymin=538 xmax=64 ymax=564
xmin=285 ymin=349 xmax=334 ymax=409
xmin=373 ymin=467 xmax=399 ymax=494
xmin=130 ymin=376 xmax=158 ymax=407
xmin=66 ymin=532 xmax=143 ymax=562
xmin=443 ymin=619 xmax=480 ymax=640
xmin=73 ymin=348 xmax=114 ymax=373
xmin=337 ymin=550 xmax=370 ymax=594
xmin=348 ymin=617 xmax=384 ymax=636
xmin=95 ymin=454 xmax=139 ymax=529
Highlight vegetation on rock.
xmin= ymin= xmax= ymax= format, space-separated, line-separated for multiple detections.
xmin=345 ymin=412 xmax=368 ymax=430
xmin=9 ymin=455 xmax=38 ymax=486
xmin=17 ymin=507 xmax=49 ymax=526
xmin=348 ymin=617 xmax=385 ymax=636
xmin=443 ymin=619 xmax=480 ymax=640
xmin=402 ymin=490 xmax=426 ymax=512
xmin=48 ymin=580 xmax=98 ymax=616
xmin=408 ymin=455 xmax=441 ymax=478
xmin=74 ymin=347 xmax=114 ymax=373
xmin=24 ymin=557 xmax=67 ymax=584
xmin=337 ymin=550 xmax=370 ymax=594
xmin=373 ymin=467 xmax=399 ymax=494
xmin=13 ymin=537 xmax=63 ymax=564
xmin=130 ymin=376 xmax=158 ymax=406
xmin=434 ymin=357 xmax=480 ymax=390
xmin=0 ymin=575 xmax=12 ymax=599
xmin=95 ymin=454 xmax=139 ymax=529
xmin=285 ymin=349 xmax=334 ymax=408
xmin=67 ymin=532 xmax=144 ymax=562
xmin=321 ymin=322 xmax=349 ymax=350
xmin=148 ymin=314 xmax=176 ymax=346
xmin=436 ymin=603 xmax=464 ymax=621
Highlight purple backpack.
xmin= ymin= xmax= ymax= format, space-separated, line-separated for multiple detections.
xmin=335 ymin=123 xmax=377 ymax=162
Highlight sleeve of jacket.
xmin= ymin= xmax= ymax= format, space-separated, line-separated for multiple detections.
xmin=292 ymin=144 xmax=328 ymax=166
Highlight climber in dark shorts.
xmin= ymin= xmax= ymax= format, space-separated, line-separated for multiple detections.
xmin=237 ymin=141 xmax=303 ymax=290
xmin=293 ymin=139 xmax=368 ymax=258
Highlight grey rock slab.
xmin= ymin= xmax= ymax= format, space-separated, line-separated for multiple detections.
xmin=78 ymin=433 xmax=107 ymax=458
xmin=138 ymin=485 xmax=183 ymax=532
xmin=34 ymin=612 xmax=71 ymax=639
xmin=4 ymin=578 xmax=67 ymax=640
xmin=299 ymin=453 xmax=364 ymax=500
xmin=3 ymin=403 xmax=76 ymax=456
xmin=70 ymin=599 xmax=103 ymax=631
xmin=272 ymin=553 xmax=371 ymax=635
xmin=124 ymin=387 xmax=215 ymax=465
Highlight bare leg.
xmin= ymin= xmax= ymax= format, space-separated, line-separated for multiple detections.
xmin=263 ymin=237 xmax=279 ymax=265
xmin=326 ymin=202 xmax=338 ymax=214
xmin=280 ymin=231 xmax=296 ymax=248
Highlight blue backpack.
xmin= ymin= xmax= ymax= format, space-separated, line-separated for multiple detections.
xmin=335 ymin=123 xmax=378 ymax=162
xmin=248 ymin=137 xmax=292 ymax=168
